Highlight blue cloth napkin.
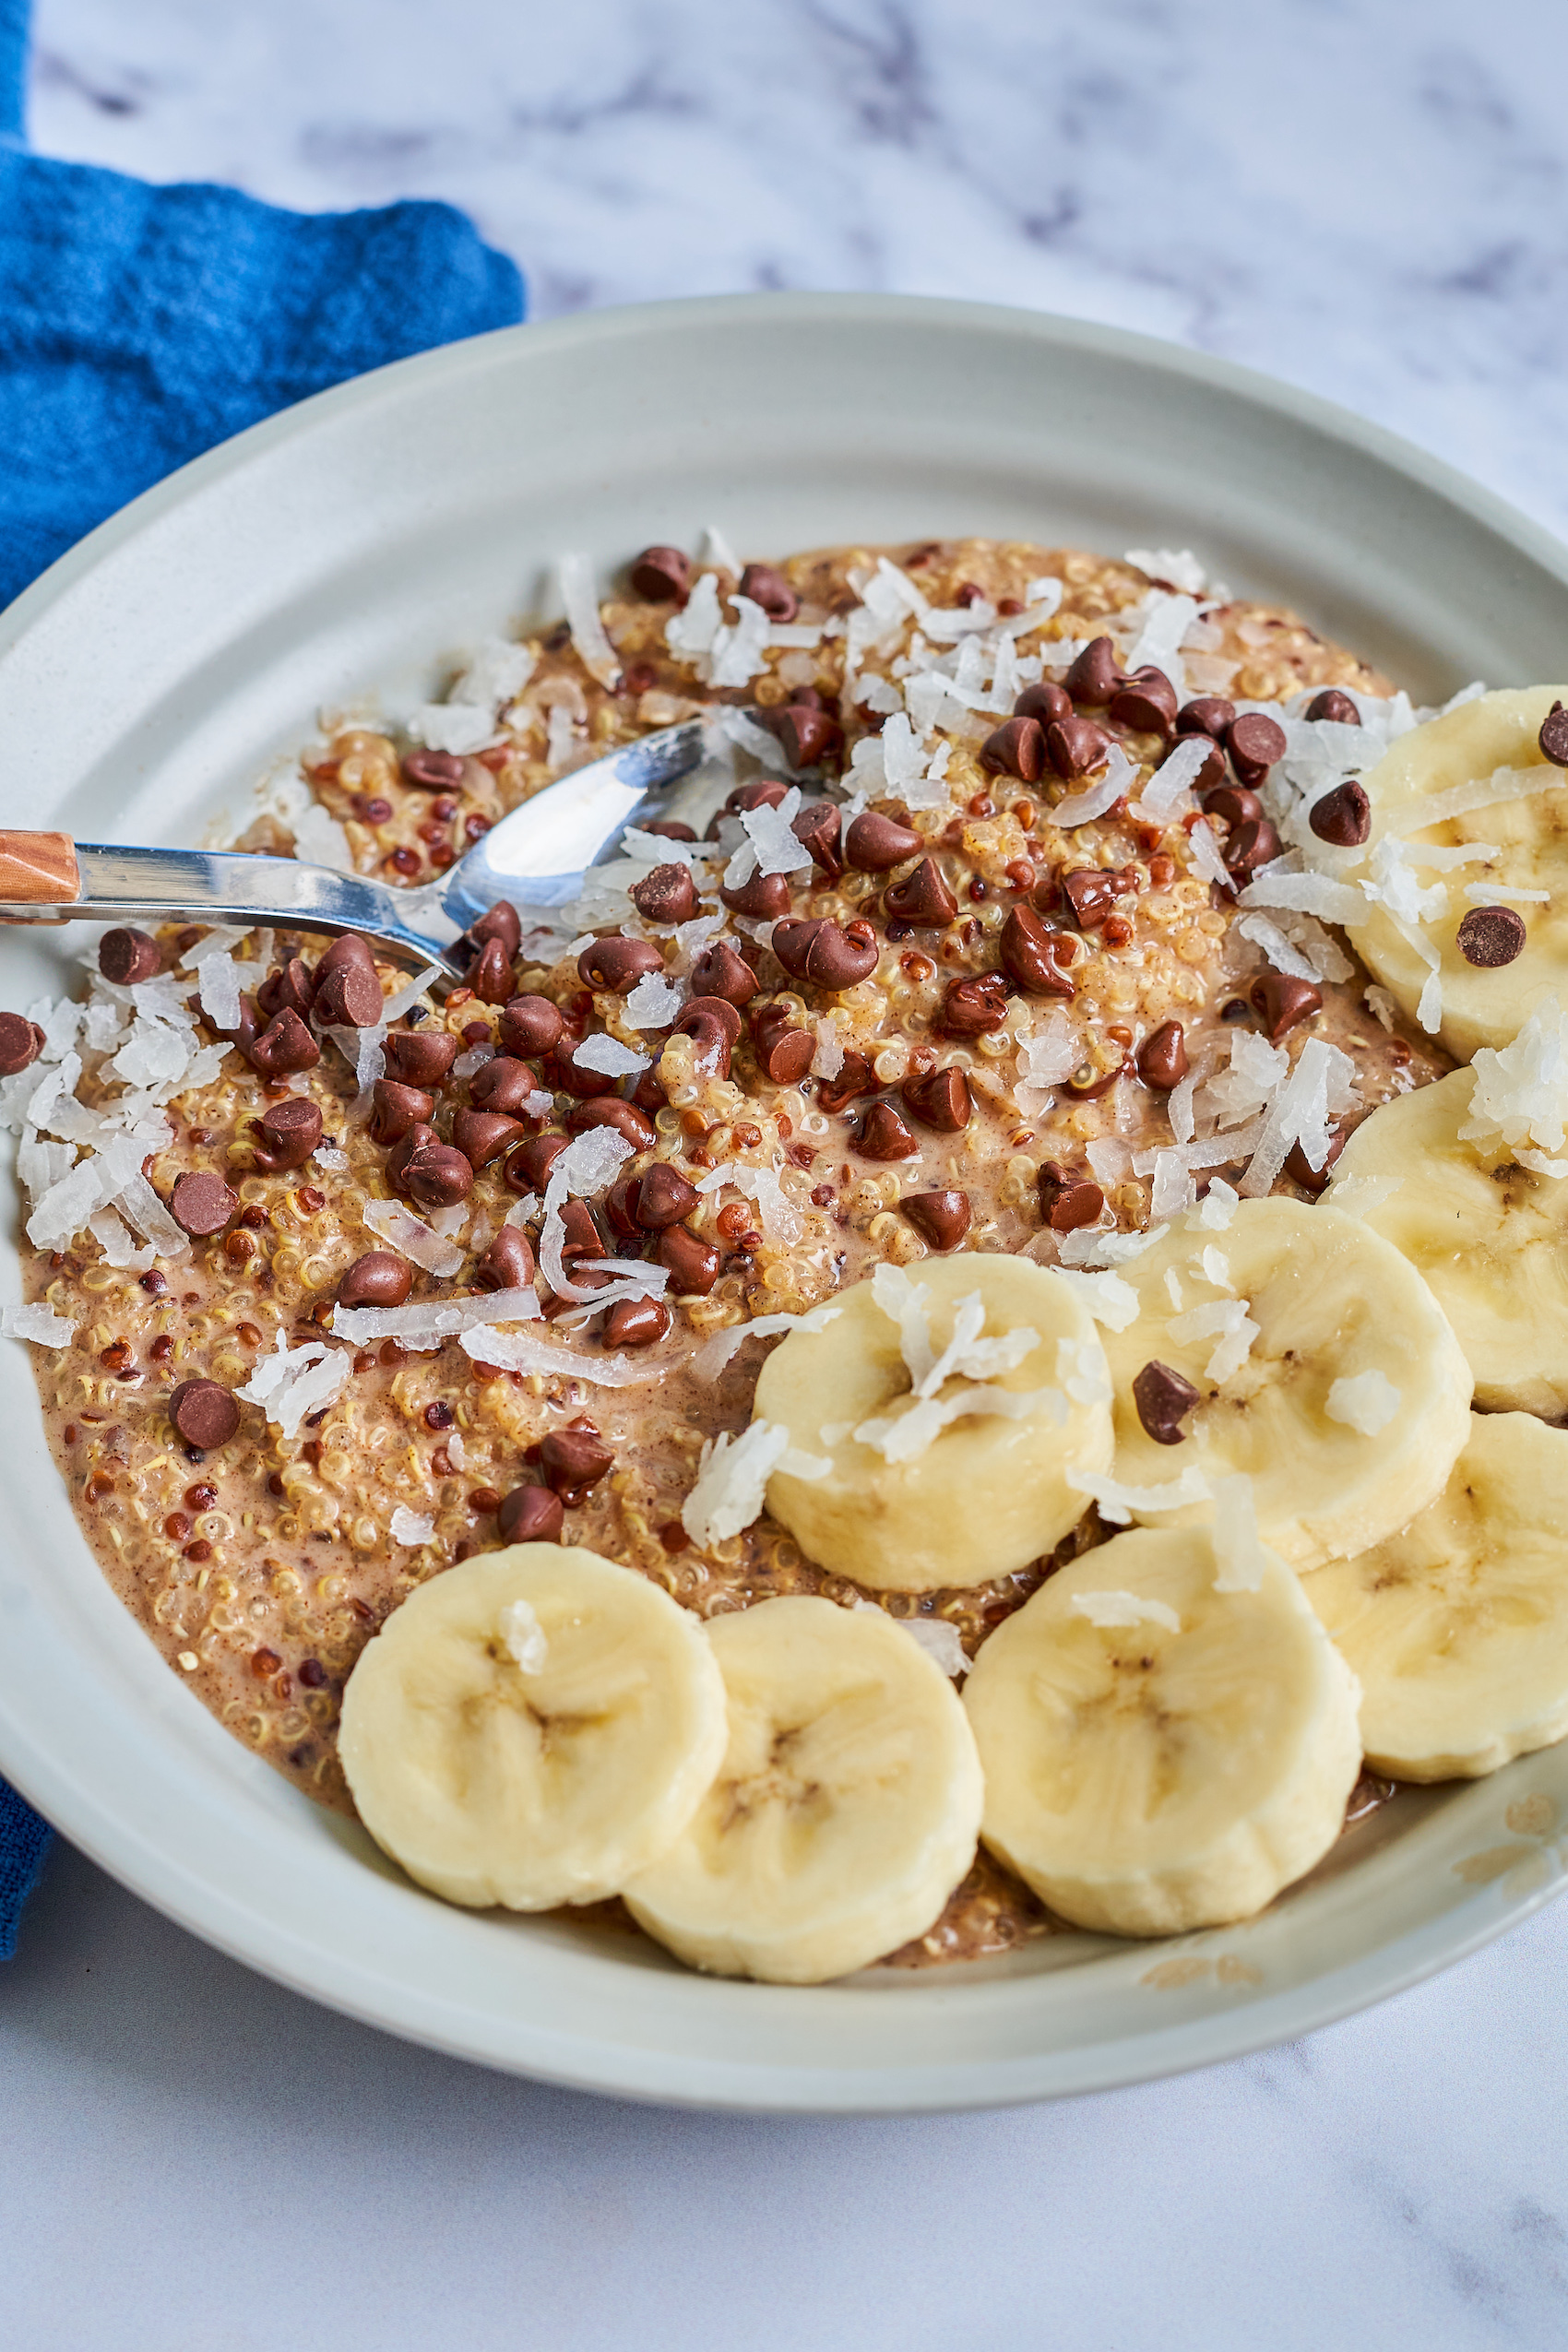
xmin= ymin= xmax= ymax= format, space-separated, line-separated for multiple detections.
xmin=0 ymin=1 xmax=524 ymax=1953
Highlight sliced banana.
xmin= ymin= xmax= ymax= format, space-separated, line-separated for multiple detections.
xmin=1099 ymin=1198 xmax=1472 ymax=1570
xmin=623 ymin=1595 xmax=983 ymax=1983
xmin=1303 ymin=1413 xmax=1568 ymax=1780
xmin=339 ymin=1545 xmax=728 ymax=1910
xmin=1344 ymin=686 xmax=1568 ymax=1058
xmin=754 ymin=1255 xmax=1113 ymax=1591
xmin=1328 ymin=1067 xmax=1568 ymax=1414
xmin=963 ymin=1526 xmax=1361 ymax=1936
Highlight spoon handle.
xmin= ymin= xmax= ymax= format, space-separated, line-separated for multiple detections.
xmin=0 ymin=838 xmax=459 ymax=976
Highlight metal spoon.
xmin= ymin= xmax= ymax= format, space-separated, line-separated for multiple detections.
xmin=0 ymin=719 xmax=708 ymax=981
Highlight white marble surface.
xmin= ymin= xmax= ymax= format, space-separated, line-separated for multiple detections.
xmin=11 ymin=2 xmax=1568 ymax=2344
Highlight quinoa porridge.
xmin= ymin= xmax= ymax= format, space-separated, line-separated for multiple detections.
xmin=13 ymin=528 xmax=1565 ymax=1982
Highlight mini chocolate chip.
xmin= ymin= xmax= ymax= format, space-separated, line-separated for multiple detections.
xmin=170 ymin=1170 xmax=237 ymax=1237
xmin=1136 ymin=1020 xmax=1188 ymax=1089
xmin=1303 ymin=689 xmax=1362 ymax=726
xmin=369 ymin=1079 xmax=435 ymax=1146
xmin=640 ymin=818 xmax=698 ymax=842
xmin=1308 ymin=780 xmax=1372 ymax=848
xmin=315 ymin=932 xmax=377 ymax=980
xmin=1063 ymin=636 xmax=1124 ymax=705
xmin=629 ymin=545 xmax=692 ymax=602
xmin=256 ymin=956 xmax=317 ymax=1022
xmin=980 ymin=716 xmax=1047 ymax=783
xmin=901 ymin=1066 xmax=971 ymax=1134
xmin=0 ymin=1012 xmax=45 ymax=1075
xmin=739 ymin=563 xmax=798 ymax=620
xmin=1540 ymin=700 xmax=1568 ymax=768
xmin=313 ymin=960 xmax=385 ymax=1028
xmin=1251 ymin=973 xmax=1323 ymax=1041
xmin=500 ymin=994 xmax=564 ymax=1057
xmin=401 ymin=750 xmax=465 ymax=791
xmin=791 ymin=801 xmax=843 ymax=880
xmin=938 ymin=972 xmax=1011 ymax=1036
xmin=1221 ymin=997 xmax=1253 ymax=1022
xmin=1000 ymin=905 xmax=1075 ymax=996
xmin=845 ymin=812 xmax=922 ymax=871
xmin=1201 ymin=783 xmax=1265 ymax=829
xmin=98 ymin=927 xmax=161 ymax=984
xmin=857 ymin=1101 xmax=919 ymax=1159
xmin=656 ymin=1225 xmax=721 ymax=1294
xmin=899 ymin=1189 xmax=971 ymax=1250
xmin=577 ymin=933 xmax=663 ymax=993
xmin=634 ymin=1163 xmax=701 ymax=1231
xmin=506 ymin=1133 xmax=570 ymax=1192
xmin=719 ymin=870 xmax=792 ymax=921
xmin=542 ymin=1043 xmax=619 ymax=1099
xmin=815 ymin=1051 xmax=878 ymax=1112
xmin=1225 ymin=817 xmax=1282 ymax=876
xmin=1014 ymin=683 xmax=1072 ymax=727
xmin=564 ymin=1098 xmax=659 ymax=1151
xmin=452 ymin=1108 xmax=526 ymax=1167
xmin=884 ymin=856 xmax=957 ymax=928
xmin=630 ymin=862 xmax=700 ymax=924
xmin=751 ymin=1006 xmax=815 ymax=1085
xmin=1109 ymin=666 xmax=1178 ymax=737
xmin=1284 ymin=1130 xmax=1345 ymax=1195
xmin=775 ymin=707 xmax=844 ymax=769
xmin=463 ymin=938 xmax=509 ymax=1006
xmin=338 ymin=1252 xmax=413 ymax=1309
xmin=498 ymin=1484 xmax=565 ymax=1543
xmin=770 ymin=918 xmax=880 ymax=991
xmin=469 ymin=899 xmax=522 ymax=957
xmin=540 ymin=1424 xmax=614 ymax=1503
xmin=603 ymin=1297 xmax=671 ymax=1348
xmin=1063 ymin=869 xmax=1125 ymax=930
xmin=690 ymin=938 xmax=760 ymax=1006
xmin=1456 ymin=904 xmax=1527 ymax=968
xmin=726 ymin=779 xmax=791 ymax=815
xmin=1046 ymin=716 xmax=1113 ymax=781
xmin=1037 ymin=1164 xmax=1103 ymax=1231
xmin=1133 ymin=1360 xmax=1201 ymax=1445
xmin=255 ymin=1097 xmax=323 ymax=1171
xmin=474 ymin=1226 xmax=535 ymax=1292
xmin=169 ymin=1378 xmax=239 ymax=1449
xmin=1226 ymin=712 xmax=1288 ymax=780
xmin=383 ymin=1028 xmax=458 ymax=1087
xmin=398 ymin=1141 xmax=474 ymax=1207
xmin=1176 ymin=696 xmax=1235 ymax=741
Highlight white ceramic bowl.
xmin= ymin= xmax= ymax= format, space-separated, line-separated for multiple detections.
xmin=3 ymin=294 xmax=1566 ymax=2112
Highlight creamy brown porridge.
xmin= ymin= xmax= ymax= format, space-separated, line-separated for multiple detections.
xmin=5 ymin=531 xmax=1488 ymax=1972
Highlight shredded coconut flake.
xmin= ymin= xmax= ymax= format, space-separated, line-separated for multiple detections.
xmin=1457 ymin=998 xmax=1568 ymax=1175
xmin=330 ymin=1287 xmax=538 ymax=1350
xmin=693 ymin=1304 xmax=844 ymax=1381
xmin=681 ymin=1420 xmax=792 ymax=1547
xmin=1049 ymin=1267 xmax=1142 ymax=1331
xmin=1053 ymin=743 xmax=1134 ymax=826
xmin=570 ymin=1033 xmax=649 ymax=1077
xmin=0 ymin=1302 xmax=76 ymax=1346
xmin=457 ymin=1328 xmax=660 ymax=1384
xmin=1168 ymin=1297 xmax=1259 ymax=1383
xmin=557 ymin=552 xmax=622 ymax=688
xmin=1325 ymin=1370 xmax=1402 ymax=1436
xmin=389 ymin=1504 xmax=435 ymax=1548
xmin=497 ymin=1598 xmax=548 ymax=1674
xmin=1067 ymin=1466 xmax=1212 ymax=1525
xmin=1072 ymin=1588 xmax=1182 ymax=1633
xmin=361 ymin=1197 xmax=465 ymax=1277
xmin=236 ymin=1333 xmax=351 ymax=1440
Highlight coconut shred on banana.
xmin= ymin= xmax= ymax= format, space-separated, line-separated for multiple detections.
xmin=19 ymin=533 xmax=1568 ymax=1985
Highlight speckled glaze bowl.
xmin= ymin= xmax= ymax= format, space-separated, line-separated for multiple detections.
xmin=2 ymin=293 xmax=1566 ymax=2110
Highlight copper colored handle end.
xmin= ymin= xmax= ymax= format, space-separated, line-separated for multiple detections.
xmin=0 ymin=831 xmax=81 ymax=903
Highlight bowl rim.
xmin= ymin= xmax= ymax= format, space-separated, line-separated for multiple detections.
xmin=3 ymin=289 xmax=1567 ymax=2112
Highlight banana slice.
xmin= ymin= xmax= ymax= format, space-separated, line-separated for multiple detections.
xmin=754 ymin=1255 xmax=1113 ymax=1591
xmin=623 ymin=1595 xmax=983 ymax=1983
xmin=1303 ymin=1413 xmax=1568 ymax=1780
xmin=1099 ymin=1198 xmax=1472 ymax=1570
xmin=963 ymin=1525 xmax=1361 ymax=1936
xmin=339 ymin=1545 xmax=728 ymax=1909
xmin=1328 ymin=1067 xmax=1568 ymax=1414
xmin=1344 ymin=686 xmax=1568 ymax=1058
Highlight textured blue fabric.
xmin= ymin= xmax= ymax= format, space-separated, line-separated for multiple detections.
xmin=0 ymin=0 xmax=524 ymax=1954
